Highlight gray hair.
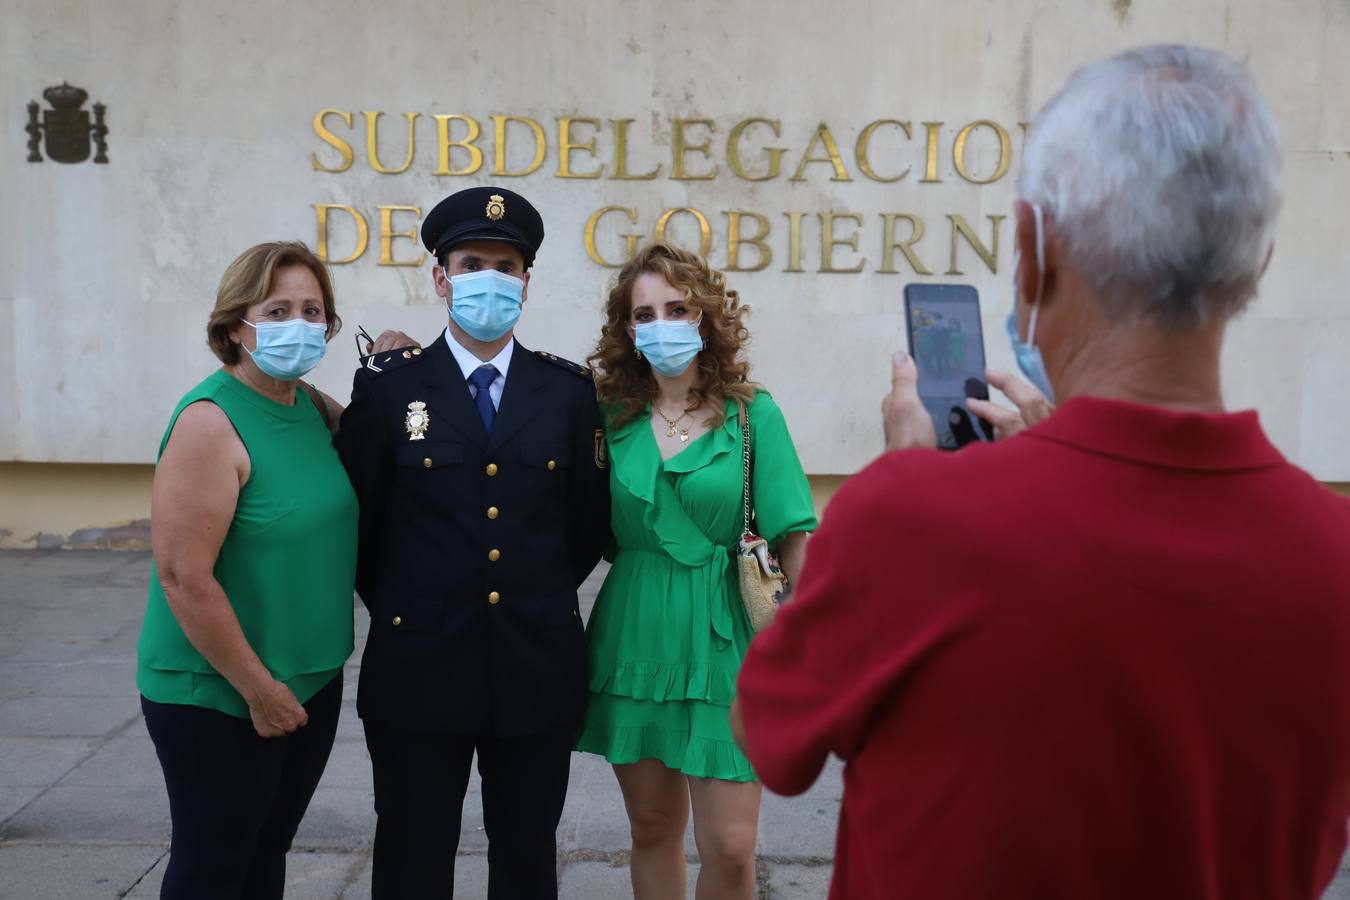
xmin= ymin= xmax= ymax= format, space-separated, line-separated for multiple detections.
xmin=1018 ymin=44 xmax=1283 ymax=329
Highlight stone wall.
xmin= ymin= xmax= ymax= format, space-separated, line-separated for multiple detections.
xmin=3 ymin=0 xmax=1347 ymax=476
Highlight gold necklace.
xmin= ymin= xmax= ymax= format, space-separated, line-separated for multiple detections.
xmin=654 ymin=404 xmax=692 ymax=442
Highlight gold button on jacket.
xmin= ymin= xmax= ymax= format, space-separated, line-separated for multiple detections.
xmin=488 ymin=548 xmax=501 ymax=561
xmin=486 ymin=506 xmax=499 ymax=519
xmin=547 ymin=460 xmax=557 ymax=470
xmin=485 ymin=463 xmax=498 ymax=476
xmin=392 ymin=615 xmax=402 ymax=626
xmin=488 ymin=591 xmax=501 ymax=605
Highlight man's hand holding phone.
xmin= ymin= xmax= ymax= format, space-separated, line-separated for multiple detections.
xmin=883 ymin=352 xmax=938 ymax=452
xmin=883 ymin=356 xmax=1053 ymax=453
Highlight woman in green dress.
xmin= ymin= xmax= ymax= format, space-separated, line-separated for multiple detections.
xmin=578 ymin=241 xmax=817 ymax=900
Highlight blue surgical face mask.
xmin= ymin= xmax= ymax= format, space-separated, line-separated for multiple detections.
xmin=448 ymin=269 xmax=524 ymax=342
xmin=242 ymin=318 xmax=328 ymax=381
xmin=634 ymin=316 xmax=704 ymax=377
xmin=1006 ymin=202 xmax=1056 ymax=403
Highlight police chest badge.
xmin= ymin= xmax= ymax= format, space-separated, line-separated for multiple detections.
xmin=405 ymin=401 xmax=430 ymax=441
xmin=594 ymin=429 xmax=608 ymax=469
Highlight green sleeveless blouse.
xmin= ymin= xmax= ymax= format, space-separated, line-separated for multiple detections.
xmin=136 ymin=370 xmax=357 ymax=717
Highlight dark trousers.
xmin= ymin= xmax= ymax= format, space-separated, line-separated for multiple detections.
xmin=363 ymin=722 xmax=573 ymax=900
xmin=141 ymin=674 xmax=343 ymax=900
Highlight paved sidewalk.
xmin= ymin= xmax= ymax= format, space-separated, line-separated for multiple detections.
xmin=0 ymin=551 xmax=840 ymax=899
xmin=2 ymin=551 xmax=1347 ymax=900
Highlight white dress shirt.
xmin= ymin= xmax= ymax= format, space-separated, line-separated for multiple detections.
xmin=445 ymin=329 xmax=514 ymax=411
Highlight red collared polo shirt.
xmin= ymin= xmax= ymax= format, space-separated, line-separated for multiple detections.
xmin=738 ymin=397 xmax=1350 ymax=900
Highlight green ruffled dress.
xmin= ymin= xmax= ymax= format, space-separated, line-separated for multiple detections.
xmin=575 ymin=390 xmax=817 ymax=781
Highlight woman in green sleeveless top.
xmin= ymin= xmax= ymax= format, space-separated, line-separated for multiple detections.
xmin=136 ymin=241 xmax=411 ymax=900
xmin=577 ymin=242 xmax=817 ymax=900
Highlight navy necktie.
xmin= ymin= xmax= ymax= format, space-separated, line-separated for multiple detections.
xmin=468 ymin=364 xmax=498 ymax=431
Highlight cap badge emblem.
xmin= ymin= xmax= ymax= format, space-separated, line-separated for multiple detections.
xmin=405 ymin=401 xmax=430 ymax=441
xmin=485 ymin=194 xmax=506 ymax=221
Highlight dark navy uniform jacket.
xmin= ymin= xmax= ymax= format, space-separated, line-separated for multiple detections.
xmin=335 ymin=334 xmax=611 ymax=738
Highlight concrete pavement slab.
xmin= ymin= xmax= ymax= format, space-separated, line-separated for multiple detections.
xmin=1 ymin=784 xmax=169 ymax=843
xmin=0 ymin=693 xmax=140 ymax=738
xmin=315 ymin=738 xmax=374 ymax=790
xmin=0 ymin=786 xmax=47 ymax=824
xmin=123 ymin=850 xmax=384 ymax=900
xmin=291 ymin=787 xmax=376 ymax=850
xmin=756 ymin=757 xmax=845 ymax=860
xmin=0 ymin=737 xmax=96 ymax=785
xmin=558 ymin=859 xmax=701 ymax=899
xmin=765 ymin=862 xmax=834 ymax=899
xmin=59 ymin=732 xmax=163 ymax=788
xmin=20 ymin=658 xmax=138 ymax=698
xmin=0 ymin=843 xmax=167 ymax=900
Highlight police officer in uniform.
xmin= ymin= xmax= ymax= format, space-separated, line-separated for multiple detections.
xmin=334 ymin=186 xmax=611 ymax=899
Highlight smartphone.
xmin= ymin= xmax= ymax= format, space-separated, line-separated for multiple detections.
xmin=903 ymin=283 xmax=992 ymax=450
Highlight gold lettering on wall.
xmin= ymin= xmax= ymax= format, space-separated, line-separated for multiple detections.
xmin=363 ymin=111 xmax=418 ymax=175
xmin=313 ymin=204 xmax=369 ymax=264
xmin=727 ymin=118 xmax=784 ymax=182
xmin=434 ymin=114 xmax=483 ymax=176
xmin=855 ymin=120 xmax=912 ymax=183
xmin=783 ymin=211 xmax=806 ymax=273
xmin=819 ymin=212 xmax=865 ymax=273
xmin=672 ymin=119 xmax=718 ymax=180
xmin=946 ymin=214 xmax=1005 ymax=275
xmin=305 ymin=109 xmax=1029 ymax=274
xmin=952 ymin=120 xmax=1012 ymax=185
xmin=611 ymin=118 xmax=661 ymax=180
xmin=921 ymin=121 xmax=943 ymax=183
xmin=311 ymin=109 xmax=354 ymax=173
xmin=492 ymin=115 xmax=547 ymax=177
xmin=557 ymin=117 xmax=604 ymax=179
xmin=655 ymin=207 xmax=713 ymax=256
xmin=791 ymin=123 xmax=851 ymax=182
xmin=878 ymin=213 xmax=933 ymax=275
xmin=725 ymin=211 xmax=772 ymax=272
xmin=378 ymin=205 xmax=424 ymax=266
xmin=584 ymin=206 xmax=641 ymax=267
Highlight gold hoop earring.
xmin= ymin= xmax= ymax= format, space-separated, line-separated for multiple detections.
xmin=634 ymin=348 xmax=644 ymax=360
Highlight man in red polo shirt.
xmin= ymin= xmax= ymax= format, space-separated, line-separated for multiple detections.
xmin=734 ymin=45 xmax=1350 ymax=900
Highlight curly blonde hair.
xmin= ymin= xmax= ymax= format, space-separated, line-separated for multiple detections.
xmin=589 ymin=241 xmax=756 ymax=428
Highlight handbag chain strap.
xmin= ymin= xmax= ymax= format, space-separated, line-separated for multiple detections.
xmin=740 ymin=401 xmax=752 ymax=535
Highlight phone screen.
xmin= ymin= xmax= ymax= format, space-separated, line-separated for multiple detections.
xmin=903 ymin=284 xmax=988 ymax=450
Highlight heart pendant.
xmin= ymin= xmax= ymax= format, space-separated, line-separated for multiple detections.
xmin=679 ymin=431 xmax=690 ymax=442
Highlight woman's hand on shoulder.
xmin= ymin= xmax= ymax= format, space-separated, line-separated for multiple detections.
xmin=365 ymin=330 xmax=419 ymax=355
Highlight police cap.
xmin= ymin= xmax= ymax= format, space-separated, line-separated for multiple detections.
xmin=420 ymin=186 xmax=545 ymax=269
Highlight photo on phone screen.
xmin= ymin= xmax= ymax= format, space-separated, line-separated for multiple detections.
xmin=903 ymin=284 xmax=990 ymax=450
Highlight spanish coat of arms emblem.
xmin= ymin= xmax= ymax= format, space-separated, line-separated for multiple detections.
xmin=27 ymin=83 xmax=109 ymax=164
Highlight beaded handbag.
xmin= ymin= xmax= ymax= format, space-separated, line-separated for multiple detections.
xmin=736 ymin=403 xmax=788 ymax=632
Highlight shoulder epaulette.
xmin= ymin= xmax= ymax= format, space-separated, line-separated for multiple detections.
xmin=535 ymin=350 xmax=592 ymax=379
xmin=360 ymin=345 xmax=426 ymax=376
